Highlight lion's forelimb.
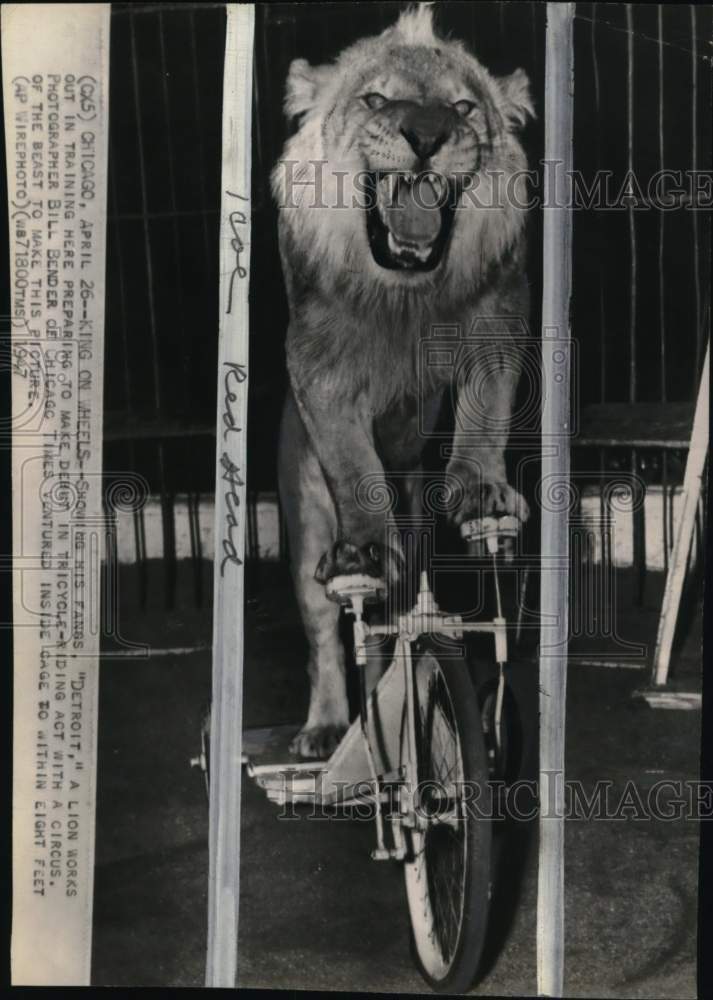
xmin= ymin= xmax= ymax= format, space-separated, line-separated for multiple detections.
xmin=287 ymin=368 xmax=399 ymax=546
xmin=445 ymin=336 xmax=529 ymax=524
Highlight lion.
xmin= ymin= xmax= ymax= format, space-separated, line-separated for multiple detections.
xmin=272 ymin=3 xmax=534 ymax=758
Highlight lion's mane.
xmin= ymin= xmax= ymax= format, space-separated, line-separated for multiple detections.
xmin=272 ymin=4 xmax=534 ymax=413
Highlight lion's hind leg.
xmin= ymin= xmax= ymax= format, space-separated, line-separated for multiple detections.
xmin=279 ymin=393 xmax=348 ymax=760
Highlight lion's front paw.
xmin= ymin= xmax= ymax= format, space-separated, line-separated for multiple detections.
xmin=448 ymin=473 xmax=530 ymax=526
xmin=314 ymin=539 xmax=403 ymax=587
xmin=289 ymin=723 xmax=347 ymax=760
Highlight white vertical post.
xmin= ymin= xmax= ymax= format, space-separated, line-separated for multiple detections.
xmin=4 ymin=3 xmax=111 ymax=984
xmin=652 ymin=341 xmax=709 ymax=687
xmin=206 ymin=3 xmax=255 ymax=988
xmin=537 ymin=4 xmax=574 ymax=997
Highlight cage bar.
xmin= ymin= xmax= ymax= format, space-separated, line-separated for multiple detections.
xmin=626 ymin=4 xmax=636 ymax=404
xmin=128 ymin=8 xmax=178 ymax=605
xmin=657 ymin=6 xmax=666 ymax=403
xmin=188 ymin=7 xmax=216 ymax=266
xmin=157 ymin=8 xmax=191 ymax=408
xmin=206 ymin=4 xmax=255 ymax=988
xmin=691 ymin=6 xmax=702 ymax=378
xmin=108 ymin=168 xmax=150 ymax=605
xmin=537 ymin=5 xmax=574 ymax=997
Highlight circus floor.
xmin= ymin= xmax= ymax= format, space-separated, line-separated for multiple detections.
xmin=91 ymin=562 xmax=702 ymax=996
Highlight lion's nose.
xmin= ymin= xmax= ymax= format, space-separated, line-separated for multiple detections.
xmin=400 ymin=126 xmax=448 ymax=160
xmin=399 ymin=107 xmax=452 ymax=161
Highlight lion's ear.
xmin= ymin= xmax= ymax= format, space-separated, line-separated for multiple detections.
xmin=284 ymin=58 xmax=330 ymax=121
xmin=498 ymin=68 xmax=536 ymax=129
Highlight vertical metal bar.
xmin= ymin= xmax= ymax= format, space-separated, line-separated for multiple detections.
xmin=188 ymin=8 xmax=215 ymax=264
xmin=691 ymin=5 xmax=702 ymax=378
xmin=102 ymin=502 xmax=118 ymax=638
xmin=157 ymin=9 xmax=191 ymax=403
xmin=590 ymin=0 xmax=600 ymax=111
xmin=538 ymin=6 xmax=574 ymax=997
xmin=259 ymin=6 xmax=274 ymax=169
xmin=109 ymin=174 xmax=135 ymax=432
xmin=632 ymin=445 xmax=646 ymax=602
xmin=471 ymin=0 xmax=478 ymax=62
xmin=585 ymin=5 xmax=607 ymax=625
xmin=657 ymin=7 xmax=666 ymax=403
xmin=251 ymin=44 xmax=264 ymax=209
xmin=669 ymin=453 xmax=677 ymax=544
xmin=128 ymin=11 xmax=163 ymax=420
xmin=134 ymin=502 xmax=148 ymax=607
xmin=128 ymin=9 xmax=176 ymax=606
xmin=598 ymin=445 xmax=608 ymax=598
xmin=278 ymin=496 xmax=289 ymax=564
xmin=163 ymin=491 xmax=177 ymax=609
xmin=626 ymin=5 xmax=645 ymax=601
xmin=245 ymin=490 xmax=259 ymax=598
xmin=188 ymin=492 xmax=204 ymax=607
xmin=601 ymin=480 xmax=612 ymax=638
xmin=157 ymin=9 xmax=192 ymax=609
xmin=345 ymin=0 xmax=358 ymax=51
xmin=206 ymin=4 xmax=254 ymax=987
xmin=590 ymin=4 xmax=606 ymax=402
xmin=626 ymin=3 xmax=636 ymax=404
xmin=662 ymin=451 xmax=669 ymax=575
xmin=109 ymin=169 xmax=148 ymax=608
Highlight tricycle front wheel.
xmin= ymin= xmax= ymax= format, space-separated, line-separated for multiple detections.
xmin=402 ymin=647 xmax=492 ymax=993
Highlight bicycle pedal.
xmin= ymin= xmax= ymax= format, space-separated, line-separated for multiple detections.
xmin=325 ymin=573 xmax=386 ymax=605
xmin=461 ymin=515 xmax=521 ymax=546
xmin=371 ymin=847 xmax=392 ymax=861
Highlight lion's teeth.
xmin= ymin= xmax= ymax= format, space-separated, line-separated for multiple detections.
xmin=424 ymin=172 xmax=444 ymax=198
xmin=377 ymin=173 xmax=398 ymax=206
xmin=387 ymin=232 xmax=432 ymax=261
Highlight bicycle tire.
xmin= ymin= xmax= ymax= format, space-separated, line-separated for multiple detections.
xmin=477 ymin=674 xmax=523 ymax=786
xmin=200 ymin=702 xmax=211 ymax=802
xmin=402 ymin=642 xmax=492 ymax=993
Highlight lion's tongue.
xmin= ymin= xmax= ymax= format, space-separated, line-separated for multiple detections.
xmin=384 ymin=182 xmax=441 ymax=245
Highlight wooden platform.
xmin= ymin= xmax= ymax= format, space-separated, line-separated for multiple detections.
xmin=632 ymin=689 xmax=701 ymax=710
xmin=576 ymin=402 xmax=694 ymax=449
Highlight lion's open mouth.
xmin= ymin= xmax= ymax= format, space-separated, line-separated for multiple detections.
xmin=365 ymin=171 xmax=455 ymax=272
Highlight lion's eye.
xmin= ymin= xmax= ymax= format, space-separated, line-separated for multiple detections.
xmin=453 ymin=99 xmax=476 ymax=117
xmin=362 ymin=92 xmax=388 ymax=110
